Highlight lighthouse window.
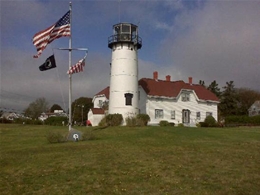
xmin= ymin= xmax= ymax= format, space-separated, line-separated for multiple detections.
xmin=125 ymin=93 xmax=133 ymax=106
xmin=122 ymin=24 xmax=130 ymax=33
xmin=115 ymin=25 xmax=120 ymax=34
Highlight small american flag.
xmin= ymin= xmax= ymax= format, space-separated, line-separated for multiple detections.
xmin=67 ymin=58 xmax=86 ymax=75
xmin=33 ymin=11 xmax=70 ymax=58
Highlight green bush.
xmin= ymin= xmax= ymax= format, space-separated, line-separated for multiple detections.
xmin=204 ymin=115 xmax=217 ymax=127
xmin=159 ymin=120 xmax=170 ymax=126
xmin=178 ymin=123 xmax=184 ymax=127
xmin=45 ymin=116 xmax=68 ymax=126
xmin=46 ymin=131 xmax=66 ymax=143
xmin=99 ymin=114 xmax=123 ymax=126
xmin=98 ymin=117 xmax=107 ymax=127
xmin=136 ymin=114 xmax=150 ymax=126
xmin=225 ymin=115 xmax=260 ymax=126
xmin=13 ymin=118 xmax=43 ymax=125
xmin=199 ymin=122 xmax=208 ymax=127
xmin=125 ymin=116 xmax=137 ymax=127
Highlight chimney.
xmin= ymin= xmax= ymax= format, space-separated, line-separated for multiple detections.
xmin=166 ymin=75 xmax=171 ymax=81
xmin=188 ymin=77 xmax=192 ymax=85
xmin=153 ymin=71 xmax=158 ymax=80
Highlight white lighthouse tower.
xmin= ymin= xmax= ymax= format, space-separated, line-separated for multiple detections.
xmin=108 ymin=23 xmax=142 ymax=123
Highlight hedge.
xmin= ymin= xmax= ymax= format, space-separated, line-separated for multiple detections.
xmin=225 ymin=115 xmax=260 ymax=126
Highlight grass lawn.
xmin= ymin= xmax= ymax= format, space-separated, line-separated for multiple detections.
xmin=0 ymin=124 xmax=259 ymax=195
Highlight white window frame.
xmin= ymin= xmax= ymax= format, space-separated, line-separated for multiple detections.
xmin=155 ymin=109 xmax=164 ymax=119
xmin=182 ymin=93 xmax=190 ymax=102
xmin=98 ymin=100 xmax=103 ymax=108
xmin=196 ymin=112 xmax=201 ymax=120
xmin=171 ymin=110 xmax=175 ymax=119
xmin=206 ymin=112 xmax=212 ymax=117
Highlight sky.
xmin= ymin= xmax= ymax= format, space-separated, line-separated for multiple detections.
xmin=1 ymin=0 xmax=260 ymax=113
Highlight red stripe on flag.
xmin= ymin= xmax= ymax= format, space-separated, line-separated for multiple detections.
xmin=33 ymin=11 xmax=70 ymax=58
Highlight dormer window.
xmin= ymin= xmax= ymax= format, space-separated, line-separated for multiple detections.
xmin=182 ymin=93 xmax=190 ymax=102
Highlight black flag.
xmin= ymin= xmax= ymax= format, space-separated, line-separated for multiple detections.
xmin=39 ymin=55 xmax=56 ymax=71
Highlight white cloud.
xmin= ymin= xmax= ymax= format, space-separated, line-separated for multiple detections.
xmin=159 ymin=1 xmax=260 ymax=90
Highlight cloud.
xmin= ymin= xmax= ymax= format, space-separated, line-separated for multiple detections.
xmin=159 ymin=1 xmax=260 ymax=91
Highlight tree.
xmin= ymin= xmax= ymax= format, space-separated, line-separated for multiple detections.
xmin=24 ymin=97 xmax=49 ymax=119
xmin=50 ymin=104 xmax=63 ymax=113
xmin=71 ymin=97 xmax=93 ymax=125
xmin=236 ymin=88 xmax=260 ymax=115
xmin=219 ymin=81 xmax=238 ymax=116
xmin=207 ymin=80 xmax=221 ymax=98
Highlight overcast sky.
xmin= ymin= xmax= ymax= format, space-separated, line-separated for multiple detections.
xmin=1 ymin=0 xmax=260 ymax=113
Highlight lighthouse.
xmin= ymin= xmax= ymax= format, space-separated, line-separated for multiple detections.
xmin=108 ymin=23 xmax=142 ymax=123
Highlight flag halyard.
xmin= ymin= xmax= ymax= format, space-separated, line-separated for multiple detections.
xmin=33 ymin=11 xmax=71 ymax=58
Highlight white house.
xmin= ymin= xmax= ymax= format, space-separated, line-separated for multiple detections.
xmin=248 ymin=100 xmax=260 ymax=116
xmin=38 ymin=110 xmax=67 ymax=121
xmin=88 ymin=108 xmax=106 ymax=126
xmin=0 ymin=112 xmax=19 ymax=121
xmin=88 ymin=72 xmax=219 ymax=126
xmin=88 ymin=87 xmax=109 ymax=126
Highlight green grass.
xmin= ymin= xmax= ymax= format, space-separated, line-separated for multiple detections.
xmin=0 ymin=124 xmax=260 ymax=195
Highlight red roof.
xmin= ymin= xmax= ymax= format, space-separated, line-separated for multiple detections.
xmin=91 ymin=108 xmax=105 ymax=114
xmin=139 ymin=78 xmax=219 ymax=102
xmin=95 ymin=86 xmax=110 ymax=99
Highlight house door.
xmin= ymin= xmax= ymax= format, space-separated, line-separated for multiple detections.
xmin=182 ymin=109 xmax=190 ymax=124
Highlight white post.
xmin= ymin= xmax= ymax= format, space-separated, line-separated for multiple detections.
xmin=69 ymin=2 xmax=72 ymax=131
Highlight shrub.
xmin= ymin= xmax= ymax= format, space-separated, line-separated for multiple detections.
xmin=204 ymin=115 xmax=217 ymax=127
xmin=136 ymin=114 xmax=150 ymax=126
xmin=100 ymin=114 xmax=123 ymax=126
xmin=178 ymin=123 xmax=184 ymax=127
xmin=199 ymin=122 xmax=208 ymax=127
xmin=159 ymin=120 xmax=170 ymax=126
xmin=45 ymin=116 xmax=68 ymax=126
xmin=46 ymin=131 xmax=66 ymax=143
xmin=225 ymin=115 xmax=260 ymax=126
xmin=125 ymin=116 xmax=137 ymax=127
xmin=169 ymin=122 xmax=175 ymax=126
xmin=98 ymin=117 xmax=107 ymax=127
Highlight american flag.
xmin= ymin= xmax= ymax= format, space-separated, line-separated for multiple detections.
xmin=33 ymin=11 xmax=71 ymax=58
xmin=67 ymin=58 xmax=86 ymax=74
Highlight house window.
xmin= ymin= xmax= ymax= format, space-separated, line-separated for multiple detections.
xmin=196 ymin=112 xmax=201 ymax=120
xmin=171 ymin=110 xmax=175 ymax=119
xmin=98 ymin=100 xmax=103 ymax=108
xmin=182 ymin=93 xmax=190 ymax=102
xmin=125 ymin=93 xmax=133 ymax=106
xmin=155 ymin=109 xmax=163 ymax=119
xmin=206 ymin=112 xmax=212 ymax=117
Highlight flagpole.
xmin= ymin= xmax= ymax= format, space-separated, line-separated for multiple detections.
xmin=69 ymin=2 xmax=72 ymax=131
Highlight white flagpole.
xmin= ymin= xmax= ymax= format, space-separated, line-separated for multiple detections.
xmin=69 ymin=2 xmax=72 ymax=131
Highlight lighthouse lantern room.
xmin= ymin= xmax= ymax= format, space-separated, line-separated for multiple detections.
xmin=108 ymin=23 xmax=142 ymax=123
